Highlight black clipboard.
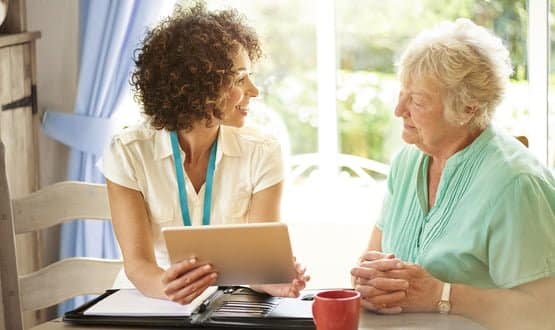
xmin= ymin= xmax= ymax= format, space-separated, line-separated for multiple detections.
xmin=63 ymin=286 xmax=316 ymax=329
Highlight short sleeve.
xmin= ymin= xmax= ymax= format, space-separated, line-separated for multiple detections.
xmin=375 ymin=178 xmax=393 ymax=231
xmin=487 ymin=174 xmax=555 ymax=288
xmin=376 ymin=150 xmax=402 ymax=230
xmin=251 ymin=138 xmax=284 ymax=193
xmin=96 ymin=136 xmax=140 ymax=190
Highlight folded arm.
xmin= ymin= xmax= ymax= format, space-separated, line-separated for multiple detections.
xmin=352 ymin=226 xmax=555 ymax=328
xmin=450 ymin=276 xmax=555 ymax=329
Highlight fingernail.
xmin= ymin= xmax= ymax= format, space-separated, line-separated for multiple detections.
xmin=203 ymin=264 xmax=211 ymax=271
xmin=189 ymin=258 xmax=196 ymax=264
xmin=211 ymin=273 xmax=218 ymax=279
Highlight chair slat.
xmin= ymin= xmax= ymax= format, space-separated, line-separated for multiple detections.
xmin=0 ymin=142 xmax=25 ymax=329
xmin=1 ymin=142 xmax=124 ymax=327
xmin=12 ymin=181 xmax=111 ymax=233
xmin=19 ymin=257 xmax=123 ymax=311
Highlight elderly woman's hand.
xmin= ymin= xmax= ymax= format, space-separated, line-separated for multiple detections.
xmin=381 ymin=262 xmax=443 ymax=313
xmin=351 ymin=250 xmax=396 ymax=287
xmin=359 ymin=250 xmax=395 ymax=262
xmin=351 ymin=256 xmax=408 ymax=314
xmin=352 ymin=260 xmax=445 ymax=314
xmin=251 ymin=258 xmax=310 ymax=298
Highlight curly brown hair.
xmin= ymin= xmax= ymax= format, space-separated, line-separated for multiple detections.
xmin=131 ymin=2 xmax=262 ymax=131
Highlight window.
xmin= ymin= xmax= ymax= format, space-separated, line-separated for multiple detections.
xmin=550 ymin=0 xmax=555 ymax=166
xmin=111 ymin=0 xmax=547 ymax=228
xmin=200 ymin=0 xmax=532 ymax=226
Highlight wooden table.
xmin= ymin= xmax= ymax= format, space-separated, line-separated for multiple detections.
xmin=32 ymin=312 xmax=484 ymax=329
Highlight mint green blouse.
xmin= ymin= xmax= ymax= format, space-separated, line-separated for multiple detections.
xmin=377 ymin=126 xmax=555 ymax=288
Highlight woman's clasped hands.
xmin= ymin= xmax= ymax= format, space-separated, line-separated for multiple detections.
xmin=351 ymin=251 xmax=444 ymax=314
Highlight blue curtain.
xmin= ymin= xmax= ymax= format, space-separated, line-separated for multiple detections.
xmin=52 ymin=0 xmax=163 ymax=314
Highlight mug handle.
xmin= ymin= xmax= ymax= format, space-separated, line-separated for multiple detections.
xmin=312 ymin=301 xmax=319 ymax=328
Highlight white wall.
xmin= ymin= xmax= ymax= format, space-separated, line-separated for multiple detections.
xmin=27 ymin=0 xmax=78 ymax=266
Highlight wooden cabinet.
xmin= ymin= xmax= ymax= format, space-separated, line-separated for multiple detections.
xmin=0 ymin=1 xmax=42 ymax=329
xmin=0 ymin=32 xmax=40 ymax=193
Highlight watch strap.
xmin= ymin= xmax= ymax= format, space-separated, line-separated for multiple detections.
xmin=438 ymin=282 xmax=451 ymax=314
xmin=441 ymin=282 xmax=451 ymax=301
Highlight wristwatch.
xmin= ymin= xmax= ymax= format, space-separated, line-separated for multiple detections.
xmin=437 ymin=282 xmax=451 ymax=314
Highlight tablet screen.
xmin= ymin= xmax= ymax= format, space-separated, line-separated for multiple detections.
xmin=162 ymin=222 xmax=297 ymax=285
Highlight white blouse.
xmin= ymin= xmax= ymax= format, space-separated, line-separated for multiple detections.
xmin=98 ymin=124 xmax=284 ymax=288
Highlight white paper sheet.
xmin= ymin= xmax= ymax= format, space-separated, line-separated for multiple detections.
xmin=84 ymin=286 xmax=218 ymax=316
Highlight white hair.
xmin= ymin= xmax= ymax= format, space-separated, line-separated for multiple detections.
xmin=398 ymin=18 xmax=513 ymax=129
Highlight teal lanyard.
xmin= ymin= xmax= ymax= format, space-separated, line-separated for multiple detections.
xmin=170 ymin=131 xmax=218 ymax=226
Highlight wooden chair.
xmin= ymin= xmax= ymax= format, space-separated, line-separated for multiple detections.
xmin=0 ymin=142 xmax=122 ymax=329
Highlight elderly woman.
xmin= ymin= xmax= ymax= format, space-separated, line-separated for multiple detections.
xmin=99 ymin=3 xmax=308 ymax=304
xmin=351 ymin=18 xmax=555 ymax=329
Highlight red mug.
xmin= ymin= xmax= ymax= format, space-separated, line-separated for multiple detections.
xmin=312 ymin=290 xmax=361 ymax=330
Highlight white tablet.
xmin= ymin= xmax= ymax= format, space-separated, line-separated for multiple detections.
xmin=162 ymin=222 xmax=297 ymax=285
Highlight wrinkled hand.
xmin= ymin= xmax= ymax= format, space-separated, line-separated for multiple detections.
xmin=251 ymin=259 xmax=310 ymax=297
xmin=352 ymin=251 xmax=397 ymax=283
xmin=161 ymin=257 xmax=218 ymax=304
xmin=351 ymin=252 xmax=407 ymax=314
xmin=379 ymin=262 xmax=443 ymax=313
xmin=351 ymin=256 xmax=443 ymax=314
xmin=359 ymin=250 xmax=396 ymax=263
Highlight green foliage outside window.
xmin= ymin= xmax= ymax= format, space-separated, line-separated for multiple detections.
xmin=336 ymin=0 xmax=527 ymax=162
xmin=185 ymin=0 xmax=528 ymax=163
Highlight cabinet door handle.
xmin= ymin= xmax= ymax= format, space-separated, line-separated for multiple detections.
xmin=2 ymin=85 xmax=37 ymax=114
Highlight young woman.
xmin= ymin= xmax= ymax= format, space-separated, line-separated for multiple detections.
xmin=100 ymin=3 xmax=308 ymax=304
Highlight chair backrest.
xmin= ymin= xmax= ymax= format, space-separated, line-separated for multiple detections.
xmin=0 ymin=142 xmax=122 ymax=329
xmin=289 ymin=152 xmax=390 ymax=184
